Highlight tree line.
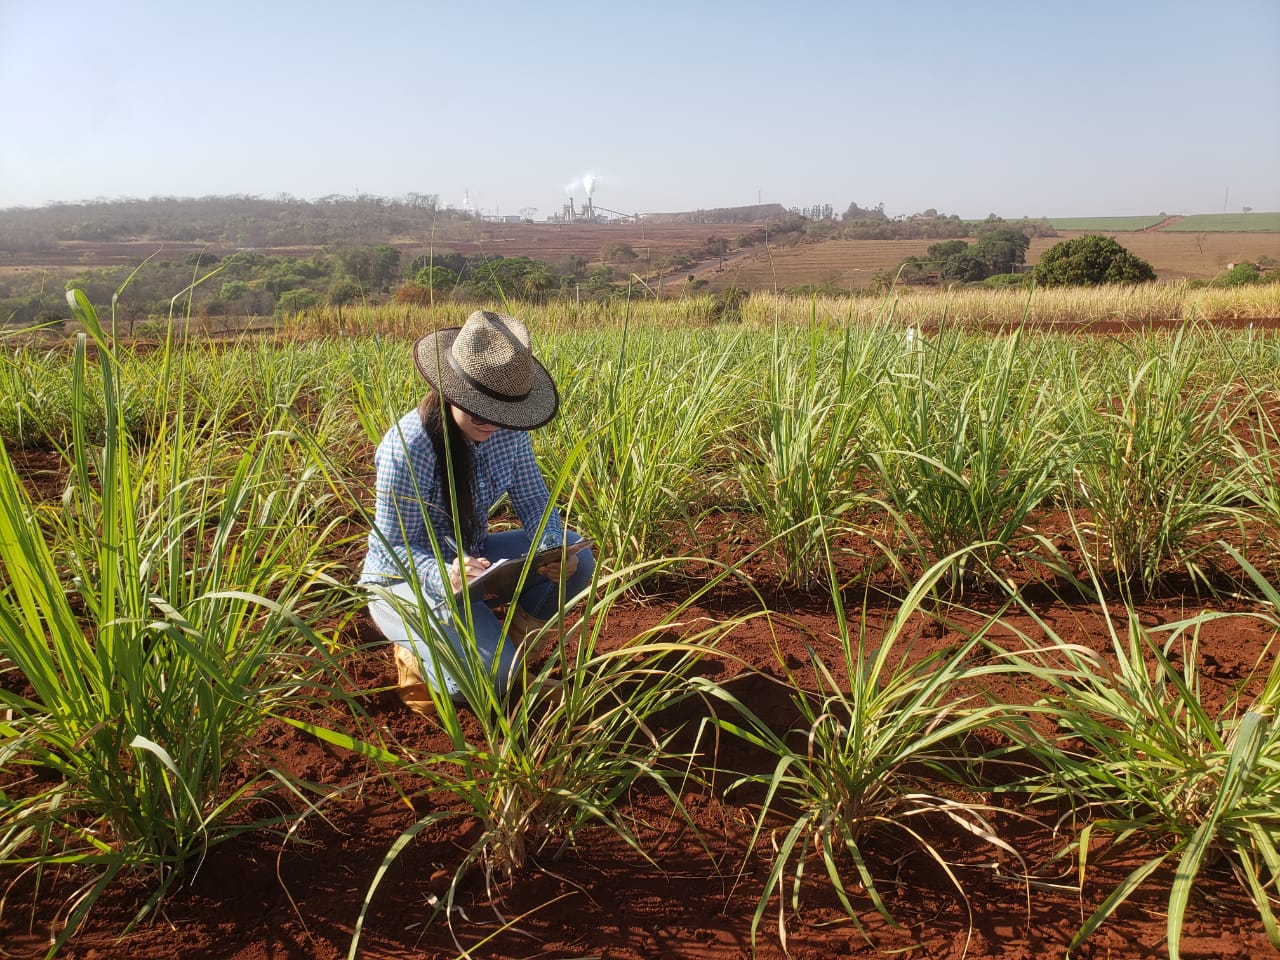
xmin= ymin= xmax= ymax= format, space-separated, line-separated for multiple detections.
xmin=6 ymin=196 xmax=1271 ymax=330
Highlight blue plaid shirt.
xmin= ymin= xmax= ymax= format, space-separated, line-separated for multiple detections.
xmin=359 ymin=406 xmax=565 ymax=604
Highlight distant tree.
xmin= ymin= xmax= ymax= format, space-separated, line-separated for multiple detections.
xmin=327 ymin=278 xmax=363 ymax=307
xmin=797 ymin=204 xmax=835 ymax=220
xmin=582 ymin=265 xmax=617 ymax=297
xmin=1219 ymin=263 xmax=1260 ymax=286
xmin=804 ymin=218 xmax=840 ymax=240
xmin=406 ymin=192 xmax=439 ymax=211
xmin=339 ymin=244 xmax=401 ymax=290
xmin=701 ymin=236 xmax=730 ymax=257
xmin=410 ymin=252 xmax=467 ymax=276
xmin=868 ymin=268 xmax=895 ymax=294
xmin=892 ymin=227 xmax=1031 ymax=286
xmin=841 ymin=201 xmax=888 ymax=222
xmin=275 ymin=289 xmax=321 ymax=316
xmin=263 ymin=271 xmax=309 ymax=295
xmin=463 ymin=256 xmax=557 ymax=301
xmin=518 ymin=261 xmax=558 ymax=301
xmin=219 ymin=280 xmax=250 ymax=301
xmin=1032 ymin=235 xmax=1156 ymax=286
xmin=925 ymin=239 xmax=969 ymax=262
xmin=893 ymin=256 xmax=930 ymax=283
xmin=412 ymin=265 xmax=459 ymax=292
xmin=938 ymin=252 xmax=990 ymax=283
xmin=972 ymin=228 xmax=1031 ymax=275
xmin=659 ymin=253 xmax=695 ymax=272
xmin=183 ymin=250 xmax=220 ymax=268
xmin=371 ymin=244 xmax=402 ymax=288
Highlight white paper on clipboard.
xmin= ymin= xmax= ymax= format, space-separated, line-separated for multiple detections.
xmin=453 ymin=538 xmax=593 ymax=601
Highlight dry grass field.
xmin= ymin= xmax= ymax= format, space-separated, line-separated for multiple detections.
xmin=454 ymin=223 xmax=1280 ymax=292
xmin=704 ymin=231 xmax=1280 ymax=293
xmin=1028 ymin=231 xmax=1280 ymax=281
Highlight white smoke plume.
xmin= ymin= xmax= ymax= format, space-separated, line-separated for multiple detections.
xmin=565 ymin=172 xmax=600 ymax=195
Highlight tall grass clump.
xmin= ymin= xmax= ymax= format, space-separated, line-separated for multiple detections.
xmin=1063 ymin=326 xmax=1252 ymax=591
xmin=0 ymin=343 xmax=78 ymax=449
xmin=0 ymin=291 xmax=355 ymax=951
xmin=732 ymin=317 xmax=881 ymax=589
xmin=701 ymin=547 xmax=1035 ymax=952
xmin=344 ymin=334 xmax=421 ymax=445
xmin=867 ymin=325 xmax=1066 ymax=594
xmin=300 ymin=432 xmax=754 ymax=957
xmin=544 ymin=322 xmax=740 ymax=570
xmin=1002 ymin=548 xmax=1280 ymax=959
xmin=333 ymin=569 xmax=741 ymax=957
xmin=1188 ymin=282 xmax=1280 ymax=325
xmin=1221 ymin=341 xmax=1280 ymax=544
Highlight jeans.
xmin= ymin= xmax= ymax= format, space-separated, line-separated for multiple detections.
xmin=367 ymin=529 xmax=594 ymax=701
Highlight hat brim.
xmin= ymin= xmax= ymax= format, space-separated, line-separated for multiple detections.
xmin=414 ymin=327 xmax=560 ymax=431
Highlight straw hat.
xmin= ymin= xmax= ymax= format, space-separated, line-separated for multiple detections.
xmin=413 ymin=310 xmax=559 ymax=430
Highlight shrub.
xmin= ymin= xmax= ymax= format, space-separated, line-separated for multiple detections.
xmin=275 ymin=288 xmax=321 ymax=316
xmin=710 ymin=286 xmax=749 ymax=322
xmin=981 ymin=273 xmax=1029 ymax=287
xmin=1032 ymin=235 xmax=1156 ymax=286
xmin=393 ymin=283 xmax=436 ymax=306
xmin=1219 ymin=263 xmax=1261 ymax=287
xmin=412 ymin=264 xmax=459 ymax=292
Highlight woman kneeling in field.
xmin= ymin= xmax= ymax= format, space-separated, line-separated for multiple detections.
xmin=359 ymin=309 xmax=593 ymax=717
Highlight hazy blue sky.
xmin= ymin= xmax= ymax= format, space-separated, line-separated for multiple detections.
xmin=2 ymin=0 xmax=1277 ymax=219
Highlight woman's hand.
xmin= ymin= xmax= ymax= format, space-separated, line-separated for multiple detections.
xmin=536 ymin=547 xmax=579 ymax=583
xmin=447 ymin=554 xmax=491 ymax=595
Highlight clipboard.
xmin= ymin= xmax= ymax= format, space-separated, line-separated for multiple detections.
xmin=453 ymin=538 xmax=593 ymax=601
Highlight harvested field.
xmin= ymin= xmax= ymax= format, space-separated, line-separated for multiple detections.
xmin=1027 ymin=231 xmax=1280 ymax=281
xmin=707 ymin=238 xmax=937 ymax=291
xmin=704 ymin=231 xmax=1280 ymax=292
xmin=454 ymin=221 xmax=749 ymax=265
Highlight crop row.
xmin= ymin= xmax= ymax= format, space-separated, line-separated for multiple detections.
xmin=2 ymin=291 xmax=1279 ymax=956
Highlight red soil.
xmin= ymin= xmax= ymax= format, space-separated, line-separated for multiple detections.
xmin=3 ymin=498 xmax=1277 ymax=960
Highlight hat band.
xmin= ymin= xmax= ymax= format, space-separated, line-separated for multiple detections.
xmin=447 ymin=350 xmax=531 ymax=403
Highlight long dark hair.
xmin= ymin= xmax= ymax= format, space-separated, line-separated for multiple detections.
xmin=418 ymin=389 xmax=481 ymax=551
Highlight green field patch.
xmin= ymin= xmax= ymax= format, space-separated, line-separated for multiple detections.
xmin=1162 ymin=212 xmax=1280 ymax=233
xmin=1048 ymin=216 xmax=1166 ymax=231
